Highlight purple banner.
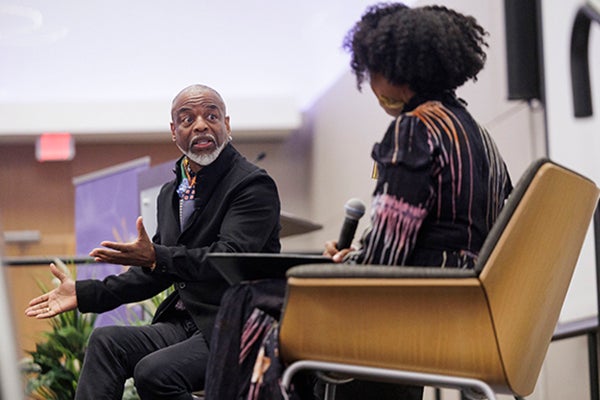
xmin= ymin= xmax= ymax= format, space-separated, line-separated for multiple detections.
xmin=73 ymin=158 xmax=150 ymax=327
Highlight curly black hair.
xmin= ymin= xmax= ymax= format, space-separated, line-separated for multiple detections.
xmin=343 ymin=2 xmax=488 ymax=94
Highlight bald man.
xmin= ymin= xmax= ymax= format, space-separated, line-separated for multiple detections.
xmin=26 ymin=84 xmax=281 ymax=400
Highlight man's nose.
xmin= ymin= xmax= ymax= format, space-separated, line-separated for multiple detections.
xmin=192 ymin=116 xmax=208 ymax=131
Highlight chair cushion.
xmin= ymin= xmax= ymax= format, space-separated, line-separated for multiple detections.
xmin=287 ymin=263 xmax=477 ymax=279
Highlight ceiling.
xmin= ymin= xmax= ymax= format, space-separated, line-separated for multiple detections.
xmin=0 ymin=0 xmax=405 ymax=141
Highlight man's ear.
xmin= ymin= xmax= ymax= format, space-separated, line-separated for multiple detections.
xmin=170 ymin=122 xmax=176 ymax=141
xmin=224 ymin=116 xmax=231 ymax=134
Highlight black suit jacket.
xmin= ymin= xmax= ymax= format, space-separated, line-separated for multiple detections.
xmin=76 ymin=144 xmax=281 ymax=343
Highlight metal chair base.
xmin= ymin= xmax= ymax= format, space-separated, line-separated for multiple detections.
xmin=281 ymin=360 xmax=497 ymax=400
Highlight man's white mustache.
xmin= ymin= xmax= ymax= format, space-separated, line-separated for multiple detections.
xmin=190 ymin=134 xmax=216 ymax=148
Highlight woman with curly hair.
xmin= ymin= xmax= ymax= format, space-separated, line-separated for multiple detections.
xmin=320 ymin=3 xmax=513 ymax=399
xmin=326 ymin=2 xmax=512 ymax=271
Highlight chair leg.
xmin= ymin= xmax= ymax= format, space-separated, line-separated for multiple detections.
xmin=323 ymin=383 xmax=336 ymax=400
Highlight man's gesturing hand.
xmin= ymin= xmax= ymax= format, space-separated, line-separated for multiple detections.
xmin=25 ymin=262 xmax=77 ymax=319
xmin=89 ymin=216 xmax=156 ymax=268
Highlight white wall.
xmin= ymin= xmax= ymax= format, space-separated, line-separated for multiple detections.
xmin=301 ymin=71 xmax=390 ymax=252
xmin=542 ymin=0 xmax=600 ymax=323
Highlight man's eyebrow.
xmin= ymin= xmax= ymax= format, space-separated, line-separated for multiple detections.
xmin=203 ymin=104 xmax=225 ymax=116
xmin=174 ymin=103 xmax=222 ymax=116
xmin=175 ymin=107 xmax=193 ymax=114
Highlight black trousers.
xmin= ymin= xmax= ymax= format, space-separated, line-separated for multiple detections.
xmin=75 ymin=316 xmax=208 ymax=400
xmin=317 ymin=380 xmax=424 ymax=400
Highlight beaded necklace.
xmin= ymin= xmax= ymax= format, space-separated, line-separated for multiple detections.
xmin=177 ymin=157 xmax=197 ymax=200
xmin=177 ymin=157 xmax=197 ymax=229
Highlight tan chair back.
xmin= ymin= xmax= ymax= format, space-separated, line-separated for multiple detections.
xmin=478 ymin=161 xmax=599 ymax=394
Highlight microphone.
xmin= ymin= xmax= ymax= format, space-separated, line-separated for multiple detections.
xmin=337 ymin=198 xmax=366 ymax=250
xmin=254 ymin=152 xmax=266 ymax=163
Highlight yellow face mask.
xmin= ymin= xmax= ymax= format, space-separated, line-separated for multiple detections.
xmin=376 ymin=93 xmax=405 ymax=111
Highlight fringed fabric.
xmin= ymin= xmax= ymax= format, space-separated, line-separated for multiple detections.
xmin=363 ymin=190 xmax=429 ymax=265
